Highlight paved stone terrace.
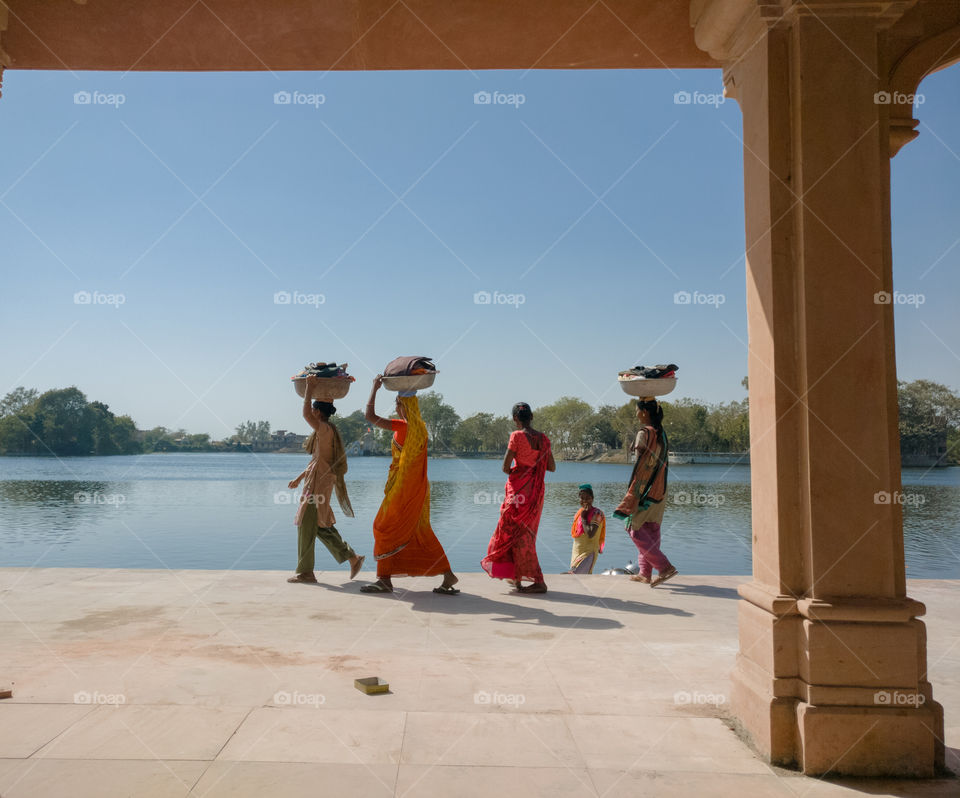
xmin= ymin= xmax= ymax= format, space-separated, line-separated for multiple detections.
xmin=0 ymin=570 xmax=956 ymax=797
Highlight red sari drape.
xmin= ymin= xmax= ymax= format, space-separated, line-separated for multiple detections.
xmin=481 ymin=431 xmax=551 ymax=584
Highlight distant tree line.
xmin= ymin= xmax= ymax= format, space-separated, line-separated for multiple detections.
xmin=0 ymin=381 xmax=956 ymax=464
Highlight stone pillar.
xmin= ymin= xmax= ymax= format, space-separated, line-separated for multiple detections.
xmin=692 ymin=0 xmax=944 ymax=777
xmin=0 ymin=2 xmax=8 ymax=99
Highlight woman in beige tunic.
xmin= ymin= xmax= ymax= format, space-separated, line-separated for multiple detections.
xmin=286 ymin=375 xmax=365 ymax=584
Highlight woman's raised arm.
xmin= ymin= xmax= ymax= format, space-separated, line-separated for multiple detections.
xmin=302 ymin=376 xmax=320 ymax=432
xmin=364 ymin=374 xmax=394 ymax=431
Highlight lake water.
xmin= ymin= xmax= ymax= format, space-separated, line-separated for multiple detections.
xmin=1 ymin=454 xmax=958 ymax=578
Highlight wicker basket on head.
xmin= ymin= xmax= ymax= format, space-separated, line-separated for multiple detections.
xmin=381 ymin=373 xmax=438 ymax=392
xmin=617 ymin=375 xmax=677 ymax=398
xmin=293 ymin=377 xmax=353 ymax=401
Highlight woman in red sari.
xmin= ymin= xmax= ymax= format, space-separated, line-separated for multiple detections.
xmin=481 ymin=402 xmax=556 ymax=593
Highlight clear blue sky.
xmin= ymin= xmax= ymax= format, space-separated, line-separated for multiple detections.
xmin=0 ymin=67 xmax=957 ymax=439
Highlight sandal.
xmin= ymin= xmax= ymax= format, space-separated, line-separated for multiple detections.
xmin=651 ymin=567 xmax=678 ymax=587
xmin=630 ymin=575 xmax=651 ymax=584
xmin=350 ymin=555 xmax=365 ymax=580
xmin=360 ymin=580 xmax=393 ymax=593
xmin=517 ymin=583 xmax=548 ymax=594
xmin=433 ymin=585 xmax=460 ymax=595
xmin=287 ymin=573 xmax=318 ymax=584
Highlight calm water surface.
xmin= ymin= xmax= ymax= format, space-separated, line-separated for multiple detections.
xmin=1 ymin=454 xmax=958 ymax=578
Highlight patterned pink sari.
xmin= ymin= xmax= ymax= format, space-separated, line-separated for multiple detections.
xmin=481 ymin=430 xmax=551 ymax=584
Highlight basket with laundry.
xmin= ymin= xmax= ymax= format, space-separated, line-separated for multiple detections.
xmin=381 ymin=356 xmax=438 ymax=393
xmin=292 ymin=361 xmax=356 ymax=400
xmin=617 ymin=363 xmax=678 ymax=398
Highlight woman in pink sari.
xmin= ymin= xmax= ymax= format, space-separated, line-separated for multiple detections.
xmin=481 ymin=402 xmax=556 ymax=593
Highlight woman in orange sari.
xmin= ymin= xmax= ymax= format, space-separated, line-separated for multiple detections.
xmin=481 ymin=402 xmax=555 ymax=593
xmin=360 ymin=375 xmax=459 ymax=594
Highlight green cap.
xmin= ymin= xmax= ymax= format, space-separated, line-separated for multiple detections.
xmin=578 ymin=483 xmax=592 ymax=492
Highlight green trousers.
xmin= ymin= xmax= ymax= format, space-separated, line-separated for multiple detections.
xmin=296 ymin=501 xmax=356 ymax=573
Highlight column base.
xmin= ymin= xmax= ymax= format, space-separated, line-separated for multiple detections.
xmin=732 ymin=589 xmax=946 ymax=777
xmin=797 ymin=702 xmax=945 ymax=777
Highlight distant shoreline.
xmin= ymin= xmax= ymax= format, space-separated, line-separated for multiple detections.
xmin=3 ymin=450 xmax=949 ymax=469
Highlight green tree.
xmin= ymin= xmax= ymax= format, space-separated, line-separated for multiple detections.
xmin=111 ymin=415 xmax=141 ymax=454
xmin=898 ymin=380 xmax=960 ymax=460
xmin=32 ymin=387 xmax=95 ymax=455
xmin=661 ymin=399 xmax=717 ymax=451
xmin=451 ymin=412 xmax=488 ymax=452
xmin=0 ymin=412 xmax=35 ymax=454
xmin=235 ymin=420 xmax=272 ymax=443
xmin=0 ymin=387 xmax=39 ymax=417
xmin=534 ymin=397 xmax=595 ymax=450
xmin=417 ymin=392 xmax=461 ymax=452
xmin=612 ymin=401 xmax=639 ymax=450
xmin=331 ymin=410 xmax=368 ymax=447
xmin=583 ymin=404 xmax=620 ymax=448
xmin=708 ymin=400 xmax=750 ymax=452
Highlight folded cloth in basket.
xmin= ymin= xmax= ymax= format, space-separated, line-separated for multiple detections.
xmin=620 ymin=363 xmax=678 ymax=379
xmin=383 ymin=356 xmax=436 ymax=377
xmin=294 ymin=361 xmax=349 ymax=379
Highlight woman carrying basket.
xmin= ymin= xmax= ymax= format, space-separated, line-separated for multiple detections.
xmin=614 ymin=398 xmax=678 ymax=587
